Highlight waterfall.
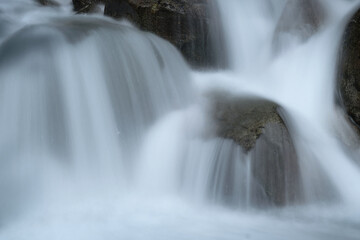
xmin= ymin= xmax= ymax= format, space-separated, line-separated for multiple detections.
xmin=0 ymin=0 xmax=360 ymax=239
xmin=213 ymin=0 xmax=360 ymax=205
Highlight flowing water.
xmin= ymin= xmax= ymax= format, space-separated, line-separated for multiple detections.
xmin=0 ymin=0 xmax=360 ymax=239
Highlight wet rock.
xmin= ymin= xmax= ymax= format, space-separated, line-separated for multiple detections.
xmin=338 ymin=8 xmax=360 ymax=131
xmin=273 ymin=0 xmax=324 ymax=53
xmin=72 ymin=0 xmax=103 ymax=13
xmin=36 ymin=0 xmax=60 ymax=6
xmin=104 ymin=0 xmax=138 ymax=21
xmin=213 ymin=96 xmax=302 ymax=207
xmin=103 ymin=0 xmax=226 ymax=68
xmin=215 ymin=98 xmax=283 ymax=152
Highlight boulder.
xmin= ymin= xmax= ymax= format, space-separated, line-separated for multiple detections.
xmin=103 ymin=0 xmax=226 ymax=68
xmin=215 ymin=98 xmax=283 ymax=152
xmin=273 ymin=0 xmax=324 ymax=53
xmin=213 ymin=96 xmax=302 ymax=206
xmin=338 ymin=8 xmax=360 ymax=131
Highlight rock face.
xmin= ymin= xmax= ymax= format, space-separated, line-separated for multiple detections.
xmin=273 ymin=0 xmax=324 ymax=53
xmin=73 ymin=0 xmax=226 ymax=68
xmin=104 ymin=0 xmax=138 ymax=20
xmin=213 ymin=96 xmax=302 ymax=206
xmin=338 ymin=9 xmax=360 ymax=130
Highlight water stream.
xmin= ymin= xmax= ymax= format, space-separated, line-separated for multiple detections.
xmin=0 ymin=0 xmax=360 ymax=239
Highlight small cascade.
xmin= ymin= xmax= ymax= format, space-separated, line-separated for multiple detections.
xmin=0 ymin=3 xmax=192 ymax=223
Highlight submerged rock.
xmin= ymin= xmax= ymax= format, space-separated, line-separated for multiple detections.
xmin=338 ymin=9 xmax=360 ymax=132
xmin=213 ymin=96 xmax=302 ymax=206
xmin=273 ymin=0 xmax=324 ymax=53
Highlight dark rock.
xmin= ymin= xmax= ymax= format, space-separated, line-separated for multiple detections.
xmin=273 ymin=0 xmax=325 ymax=53
xmin=72 ymin=0 xmax=103 ymax=13
xmin=215 ymin=98 xmax=283 ymax=152
xmin=36 ymin=0 xmax=60 ymax=6
xmin=338 ymin=8 xmax=360 ymax=131
xmin=104 ymin=0 xmax=138 ymax=21
xmin=103 ymin=0 xmax=226 ymax=68
xmin=213 ymin=96 xmax=302 ymax=206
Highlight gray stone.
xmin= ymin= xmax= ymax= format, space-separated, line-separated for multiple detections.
xmin=212 ymin=95 xmax=303 ymax=206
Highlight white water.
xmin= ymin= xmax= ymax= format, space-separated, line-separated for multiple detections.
xmin=0 ymin=0 xmax=360 ymax=239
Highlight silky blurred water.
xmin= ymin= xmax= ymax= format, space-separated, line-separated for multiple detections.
xmin=0 ymin=0 xmax=360 ymax=239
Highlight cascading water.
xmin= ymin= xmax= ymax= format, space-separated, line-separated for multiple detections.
xmin=212 ymin=0 xmax=360 ymax=205
xmin=1 ymin=0 xmax=360 ymax=239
